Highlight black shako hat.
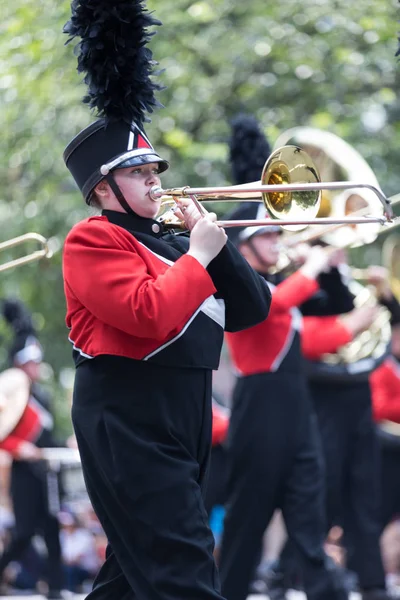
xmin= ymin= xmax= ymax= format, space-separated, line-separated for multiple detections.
xmin=224 ymin=202 xmax=281 ymax=247
xmin=64 ymin=119 xmax=169 ymax=203
xmin=63 ymin=0 xmax=169 ymax=204
xmin=224 ymin=114 xmax=280 ymax=246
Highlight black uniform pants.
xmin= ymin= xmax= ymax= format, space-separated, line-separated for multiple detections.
xmin=72 ymin=357 xmax=224 ymax=600
xmin=310 ymin=380 xmax=386 ymax=589
xmin=218 ymin=372 xmax=346 ymax=600
xmin=0 ymin=461 xmax=63 ymax=592
xmin=379 ymin=435 xmax=400 ymax=528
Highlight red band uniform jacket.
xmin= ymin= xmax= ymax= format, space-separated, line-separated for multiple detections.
xmin=62 ymin=210 xmax=271 ymax=600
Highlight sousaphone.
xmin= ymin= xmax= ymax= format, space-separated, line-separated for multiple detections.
xmin=274 ymin=127 xmax=391 ymax=380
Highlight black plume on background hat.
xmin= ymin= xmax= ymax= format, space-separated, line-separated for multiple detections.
xmin=1 ymin=299 xmax=43 ymax=366
xmin=225 ymin=114 xmax=279 ymax=246
xmin=63 ymin=0 xmax=168 ymax=203
xmin=229 ymin=114 xmax=272 ymax=185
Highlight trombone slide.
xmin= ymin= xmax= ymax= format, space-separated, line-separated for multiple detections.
xmin=0 ymin=233 xmax=51 ymax=273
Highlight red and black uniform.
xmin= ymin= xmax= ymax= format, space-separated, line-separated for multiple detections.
xmin=63 ymin=210 xmax=270 ymax=600
xmin=371 ymin=356 xmax=400 ymax=527
xmin=298 ymin=269 xmax=387 ymax=593
xmin=218 ymin=270 xmax=348 ymax=600
xmin=0 ymin=384 xmax=63 ymax=593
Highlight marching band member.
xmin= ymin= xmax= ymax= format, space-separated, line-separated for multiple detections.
xmin=215 ymin=112 xmax=346 ymax=600
xmin=0 ymin=299 xmax=64 ymax=599
xmin=61 ymin=5 xmax=271 ymax=600
xmin=217 ymin=199 xmax=354 ymax=600
xmin=295 ymin=261 xmax=392 ymax=600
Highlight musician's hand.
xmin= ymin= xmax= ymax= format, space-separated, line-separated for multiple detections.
xmin=287 ymin=243 xmax=310 ymax=267
xmin=339 ymin=305 xmax=379 ymax=337
xmin=15 ymin=442 xmax=43 ymax=461
xmin=328 ymin=248 xmax=347 ymax=268
xmin=365 ymin=266 xmax=392 ymax=300
xmin=300 ymin=246 xmax=332 ymax=279
xmin=187 ymin=217 xmax=227 ymax=268
xmin=175 ymin=199 xmax=214 ymax=231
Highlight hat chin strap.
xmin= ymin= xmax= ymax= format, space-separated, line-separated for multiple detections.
xmin=105 ymin=173 xmax=136 ymax=216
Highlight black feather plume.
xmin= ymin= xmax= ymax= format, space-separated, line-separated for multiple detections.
xmin=1 ymin=298 xmax=40 ymax=365
xmin=64 ymin=0 xmax=164 ymax=126
xmin=2 ymin=298 xmax=36 ymax=336
xmin=229 ymin=114 xmax=272 ymax=185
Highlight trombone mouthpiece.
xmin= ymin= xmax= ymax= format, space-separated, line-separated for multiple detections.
xmin=149 ymin=186 xmax=164 ymax=201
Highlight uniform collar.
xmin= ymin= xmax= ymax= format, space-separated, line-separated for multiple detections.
xmin=102 ymin=209 xmax=165 ymax=238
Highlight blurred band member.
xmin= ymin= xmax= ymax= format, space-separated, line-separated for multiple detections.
xmin=0 ymin=299 xmax=63 ymax=599
xmin=293 ymin=261 xmax=391 ymax=600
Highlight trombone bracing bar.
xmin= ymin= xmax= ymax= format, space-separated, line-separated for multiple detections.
xmin=0 ymin=233 xmax=51 ymax=273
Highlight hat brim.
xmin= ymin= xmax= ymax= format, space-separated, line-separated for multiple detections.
xmin=117 ymin=154 xmax=169 ymax=173
xmin=239 ymin=224 xmax=282 ymax=243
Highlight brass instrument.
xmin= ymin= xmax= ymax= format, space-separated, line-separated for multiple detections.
xmin=0 ymin=233 xmax=52 ymax=273
xmin=242 ymin=130 xmax=395 ymax=377
xmin=318 ymin=279 xmax=391 ymax=368
xmin=280 ymin=199 xmax=400 ymax=251
xmin=152 ymin=145 xmax=393 ymax=230
xmin=273 ymin=127 xmax=393 ymax=245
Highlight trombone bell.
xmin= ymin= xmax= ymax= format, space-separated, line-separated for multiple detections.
xmin=261 ymin=146 xmax=321 ymax=224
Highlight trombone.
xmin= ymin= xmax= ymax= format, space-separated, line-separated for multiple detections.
xmin=0 ymin=233 xmax=51 ymax=273
xmin=151 ymin=145 xmax=394 ymax=228
xmin=281 ymin=196 xmax=400 ymax=250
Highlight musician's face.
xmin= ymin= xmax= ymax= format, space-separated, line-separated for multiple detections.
xmin=18 ymin=360 xmax=41 ymax=382
xmin=95 ymin=163 xmax=162 ymax=218
xmin=240 ymin=232 xmax=281 ymax=272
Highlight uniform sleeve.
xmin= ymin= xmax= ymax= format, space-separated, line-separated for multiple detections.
xmin=370 ymin=360 xmax=400 ymax=423
xmin=301 ymin=268 xmax=355 ymax=316
xmin=206 ymin=240 xmax=271 ymax=332
xmin=63 ymin=221 xmax=217 ymax=340
xmin=212 ymin=410 xmax=230 ymax=446
xmin=301 ymin=315 xmax=353 ymax=359
xmin=0 ymin=435 xmax=24 ymax=457
xmin=269 ymin=271 xmax=319 ymax=314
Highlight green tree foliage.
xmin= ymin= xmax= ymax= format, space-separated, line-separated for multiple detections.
xmin=1 ymin=0 xmax=399 ymax=430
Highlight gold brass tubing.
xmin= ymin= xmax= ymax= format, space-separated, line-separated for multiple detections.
xmin=0 ymin=233 xmax=51 ymax=273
